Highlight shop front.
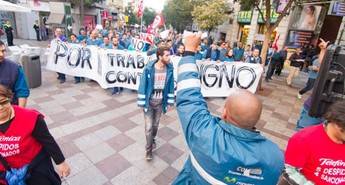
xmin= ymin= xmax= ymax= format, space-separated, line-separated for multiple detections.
xmin=255 ymin=8 xmax=279 ymax=46
xmin=237 ymin=10 xmax=253 ymax=45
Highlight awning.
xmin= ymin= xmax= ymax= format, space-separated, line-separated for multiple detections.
xmin=0 ymin=0 xmax=31 ymax=12
xmin=46 ymin=13 xmax=65 ymax=25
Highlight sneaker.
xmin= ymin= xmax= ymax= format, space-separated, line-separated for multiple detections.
xmin=297 ymin=93 xmax=302 ymax=99
xmin=145 ymin=151 xmax=153 ymax=161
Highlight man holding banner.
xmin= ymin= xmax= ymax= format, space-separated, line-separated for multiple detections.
xmin=173 ymin=34 xmax=284 ymax=185
xmin=137 ymin=45 xmax=175 ymax=161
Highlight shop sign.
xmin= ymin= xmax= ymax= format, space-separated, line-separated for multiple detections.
xmin=237 ymin=11 xmax=252 ymax=24
xmin=257 ymin=9 xmax=279 ymax=23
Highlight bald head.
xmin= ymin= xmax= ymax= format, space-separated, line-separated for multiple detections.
xmin=222 ymin=89 xmax=262 ymax=130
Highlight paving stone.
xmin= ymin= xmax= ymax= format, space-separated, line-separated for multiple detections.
xmin=66 ymin=166 xmax=108 ymax=185
xmin=84 ymin=143 xmax=116 ymax=163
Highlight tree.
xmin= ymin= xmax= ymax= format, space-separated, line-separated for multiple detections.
xmin=192 ymin=0 xmax=228 ymax=32
xmin=124 ymin=3 xmax=139 ymax=25
xmin=142 ymin=7 xmax=156 ymax=26
xmin=163 ymin=0 xmax=194 ymax=32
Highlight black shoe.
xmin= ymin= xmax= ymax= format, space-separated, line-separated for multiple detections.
xmin=145 ymin=150 xmax=153 ymax=161
xmin=59 ymin=79 xmax=66 ymax=84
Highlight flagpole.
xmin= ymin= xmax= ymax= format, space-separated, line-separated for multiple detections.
xmin=140 ymin=14 xmax=143 ymax=34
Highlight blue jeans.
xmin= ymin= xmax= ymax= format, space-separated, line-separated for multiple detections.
xmin=296 ymin=107 xmax=324 ymax=130
xmin=112 ymin=87 xmax=123 ymax=94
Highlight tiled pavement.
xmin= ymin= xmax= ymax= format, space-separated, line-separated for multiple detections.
xmin=17 ymin=39 xmax=311 ymax=185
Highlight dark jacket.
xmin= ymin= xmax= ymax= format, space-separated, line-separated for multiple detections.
xmin=289 ymin=53 xmax=304 ymax=67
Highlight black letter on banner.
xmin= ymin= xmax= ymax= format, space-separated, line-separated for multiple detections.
xmin=236 ymin=66 xmax=256 ymax=89
xmin=107 ymin=54 xmax=115 ymax=67
xmin=126 ymin=55 xmax=136 ymax=68
xmin=116 ymin=71 xmax=128 ymax=83
xmin=197 ymin=64 xmax=204 ymax=81
xmin=54 ymin=41 xmax=68 ymax=64
xmin=219 ymin=64 xmax=236 ymax=88
xmin=116 ymin=54 xmax=125 ymax=67
xmin=136 ymin=40 xmax=144 ymax=51
xmin=128 ymin=72 xmax=137 ymax=84
xmin=137 ymin=55 xmax=145 ymax=69
xmin=203 ymin=64 xmax=218 ymax=87
xmin=106 ymin=71 xmax=116 ymax=84
xmin=67 ymin=47 xmax=81 ymax=67
xmin=81 ymin=48 xmax=92 ymax=69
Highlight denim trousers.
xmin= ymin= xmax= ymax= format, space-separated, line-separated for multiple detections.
xmin=144 ymin=99 xmax=163 ymax=152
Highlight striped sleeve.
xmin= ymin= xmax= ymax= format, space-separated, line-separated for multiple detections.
xmin=176 ymin=55 xmax=212 ymax=141
xmin=137 ymin=68 xmax=147 ymax=107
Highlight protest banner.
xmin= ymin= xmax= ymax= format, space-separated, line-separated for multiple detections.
xmin=46 ymin=40 xmax=263 ymax=97
xmin=130 ymin=38 xmax=151 ymax=52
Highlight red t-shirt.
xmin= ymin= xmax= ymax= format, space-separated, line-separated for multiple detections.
xmin=285 ymin=124 xmax=345 ymax=185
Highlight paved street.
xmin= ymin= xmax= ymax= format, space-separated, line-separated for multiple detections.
xmin=15 ymin=38 xmax=312 ymax=185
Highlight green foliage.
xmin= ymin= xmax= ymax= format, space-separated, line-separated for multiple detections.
xmin=239 ymin=0 xmax=254 ymax=11
xmin=142 ymin=8 xmax=156 ymax=26
xmin=124 ymin=4 xmax=139 ymax=25
xmin=163 ymin=0 xmax=194 ymax=32
xmin=71 ymin=0 xmax=100 ymax=7
xmin=192 ymin=0 xmax=228 ymax=31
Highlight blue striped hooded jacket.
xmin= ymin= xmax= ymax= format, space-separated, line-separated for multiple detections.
xmin=173 ymin=55 xmax=284 ymax=185
xmin=137 ymin=60 xmax=175 ymax=112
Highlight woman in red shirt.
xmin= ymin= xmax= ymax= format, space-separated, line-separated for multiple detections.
xmin=0 ymin=85 xmax=70 ymax=185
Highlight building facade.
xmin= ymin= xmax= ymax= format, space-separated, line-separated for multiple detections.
xmin=0 ymin=0 xmax=124 ymax=40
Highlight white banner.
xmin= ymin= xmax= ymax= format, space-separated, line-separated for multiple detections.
xmin=46 ymin=40 xmax=263 ymax=97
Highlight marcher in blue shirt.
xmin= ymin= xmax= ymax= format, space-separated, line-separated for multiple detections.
xmin=200 ymin=38 xmax=209 ymax=52
xmin=176 ymin=44 xmax=185 ymax=57
xmin=195 ymin=45 xmax=204 ymax=60
xmin=69 ymin=34 xmax=85 ymax=84
xmin=111 ymin=37 xmax=125 ymax=95
xmin=77 ymin=28 xmax=87 ymax=42
xmin=206 ymin=43 xmax=219 ymax=61
xmin=173 ymin=34 xmax=284 ymax=185
xmin=53 ymin=28 xmax=68 ymax=83
xmin=245 ymin=48 xmax=262 ymax=64
xmin=218 ymin=42 xmax=228 ymax=62
xmin=100 ymin=36 xmax=113 ymax=49
xmin=224 ymin=48 xmax=235 ymax=62
xmin=0 ymin=40 xmax=29 ymax=107
xmin=86 ymin=30 xmax=103 ymax=46
xmin=233 ymin=42 xmax=245 ymax=61
xmin=137 ymin=45 xmax=175 ymax=161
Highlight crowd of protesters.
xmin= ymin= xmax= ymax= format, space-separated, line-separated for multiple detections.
xmin=0 ymin=21 xmax=343 ymax=184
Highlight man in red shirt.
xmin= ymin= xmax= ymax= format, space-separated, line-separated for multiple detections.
xmin=285 ymin=100 xmax=345 ymax=185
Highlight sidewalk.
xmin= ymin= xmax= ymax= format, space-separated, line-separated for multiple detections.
xmin=13 ymin=38 xmax=50 ymax=48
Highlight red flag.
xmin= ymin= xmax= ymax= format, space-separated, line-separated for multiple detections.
xmin=137 ymin=0 xmax=144 ymax=18
xmin=273 ymin=34 xmax=280 ymax=50
xmin=147 ymin=14 xmax=165 ymax=34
